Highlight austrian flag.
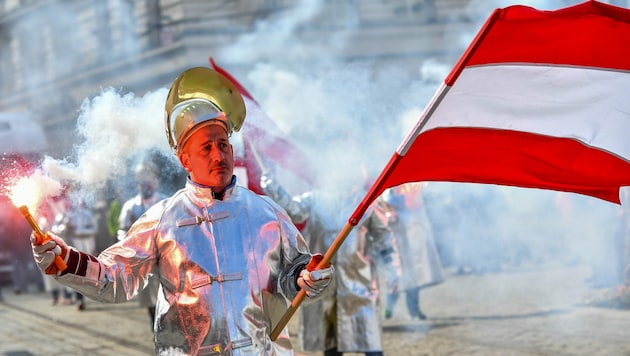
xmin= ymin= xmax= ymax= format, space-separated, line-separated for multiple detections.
xmin=352 ymin=0 xmax=630 ymax=223
xmin=270 ymin=0 xmax=630 ymax=338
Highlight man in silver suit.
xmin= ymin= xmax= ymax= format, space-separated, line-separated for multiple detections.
xmin=30 ymin=67 xmax=334 ymax=355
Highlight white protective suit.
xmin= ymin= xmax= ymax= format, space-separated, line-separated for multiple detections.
xmin=378 ymin=185 xmax=445 ymax=319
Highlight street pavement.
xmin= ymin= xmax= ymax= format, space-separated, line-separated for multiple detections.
xmin=1 ymin=262 xmax=629 ymax=355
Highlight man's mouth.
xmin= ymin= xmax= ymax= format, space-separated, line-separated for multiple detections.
xmin=212 ymin=165 xmax=229 ymax=173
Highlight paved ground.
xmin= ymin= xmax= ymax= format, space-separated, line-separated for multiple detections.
xmin=0 ymin=262 xmax=629 ymax=355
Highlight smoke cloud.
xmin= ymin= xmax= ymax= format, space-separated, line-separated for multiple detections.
xmin=34 ymin=87 xmax=178 ymax=205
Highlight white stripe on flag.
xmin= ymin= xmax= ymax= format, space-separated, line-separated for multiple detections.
xmin=425 ymin=64 xmax=630 ymax=161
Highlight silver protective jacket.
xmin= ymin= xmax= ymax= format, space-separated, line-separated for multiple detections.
xmin=118 ymin=192 xmax=168 ymax=309
xmin=261 ymin=174 xmax=389 ymax=352
xmin=57 ymin=177 xmax=314 ymax=355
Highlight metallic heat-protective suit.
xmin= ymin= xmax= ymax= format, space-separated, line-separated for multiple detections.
xmin=118 ymin=191 xmax=168 ymax=312
xmin=55 ymin=177 xmax=316 ymax=355
xmin=261 ymin=174 xmax=395 ymax=353
xmin=381 ymin=185 xmax=444 ymax=292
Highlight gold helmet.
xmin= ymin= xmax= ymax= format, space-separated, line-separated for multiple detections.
xmin=165 ymin=67 xmax=246 ymax=153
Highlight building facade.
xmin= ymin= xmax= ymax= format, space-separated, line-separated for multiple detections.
xmin=1 ymin=0 xmax=625 ymax=156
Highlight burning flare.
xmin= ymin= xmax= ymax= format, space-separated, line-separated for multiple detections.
xmin=9 ymin=176 xmax=42 ymax=213
xmin=8 ymin=175 xmax=67 ymax=273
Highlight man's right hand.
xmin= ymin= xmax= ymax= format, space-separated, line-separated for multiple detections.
xmin=298 ymin=253 xmax=334 ymax=298
xmin=31 ymin=232 xmax=69 ymax=275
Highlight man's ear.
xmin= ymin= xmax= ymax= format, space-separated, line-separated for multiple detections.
xmin=178 ymin=151 xmax=191 ymax=172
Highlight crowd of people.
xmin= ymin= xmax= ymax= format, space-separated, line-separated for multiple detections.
xmin=1 ymin=65 xmax=628 ymax=354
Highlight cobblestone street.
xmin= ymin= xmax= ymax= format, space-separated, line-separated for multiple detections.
xmin=1 ymin=263 xmax=628 ymax=355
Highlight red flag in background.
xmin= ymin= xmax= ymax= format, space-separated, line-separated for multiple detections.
xmin=350 ymin=0 xmax=630 ymax=224
xmin=210 ymin=58 xmax=313 ymax=195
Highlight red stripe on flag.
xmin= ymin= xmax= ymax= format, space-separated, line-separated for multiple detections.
xmin=351 ymin=127 xmax=630 ymax=222
xmin=446 ymin=1 xmax=630 ymax=86
xmin=401 ymin=127 xmax=630 ymax=201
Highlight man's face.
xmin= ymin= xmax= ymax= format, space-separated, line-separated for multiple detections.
xmin=178 ymin=124 xmax=234 ymax=190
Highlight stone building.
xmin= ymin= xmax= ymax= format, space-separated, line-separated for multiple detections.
xmin=0 ymin=0 xmax=626 ymax=156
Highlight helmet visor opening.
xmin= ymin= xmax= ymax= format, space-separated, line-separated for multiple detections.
xmin=168 ymin=98 xmax=230 ymax=152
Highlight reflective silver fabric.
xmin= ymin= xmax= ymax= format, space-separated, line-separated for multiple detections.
xmin=118 ymin=192 xmax=168 ymax=310
xmin=261 ymin=175 xmax=390 ymax=352
xmin=58 ymin=177 xmax=313 ymax=355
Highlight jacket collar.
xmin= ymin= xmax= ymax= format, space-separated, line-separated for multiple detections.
xmin=185 ymin=175 xmax=237 ymax=206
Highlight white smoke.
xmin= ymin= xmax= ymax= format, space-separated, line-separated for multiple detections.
xmin=36 ymin=87 xmax=178 ymax=204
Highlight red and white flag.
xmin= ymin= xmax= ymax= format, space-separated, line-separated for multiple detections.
xmin=350 ymin=0 xmax=630 ymax=223
xmin=270 ymin=1 xmax=630 ymax=335
xmin=210 ymin=58 xmax=313 ymax=195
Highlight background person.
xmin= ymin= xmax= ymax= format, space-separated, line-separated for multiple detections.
xmin=53 ymin=194 xmax=99 ymax=310
xmin=38 ymin=191 xmax=73 ymax=306
xmin=118 ymin=160 xmax=167 ymax=327
xmin=379 ymin=184 xmax=445 ymax=320
xmin=261 ymin=169 xmax=393 ymax=356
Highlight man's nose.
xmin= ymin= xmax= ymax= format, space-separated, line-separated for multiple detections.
xmin=209 ymin=143 xmax=225 ymax=161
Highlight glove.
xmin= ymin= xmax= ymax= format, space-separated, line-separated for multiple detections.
xmin=117 ymin=229 xmax=128 ymax=241
xmin=259 ymin=172 xmax=275 ymax=191
xmin=297 ymin=254 xmax=334 ymax=298
xmin=31 ymin=231 xmax=69 ymax=275
xmin=385 ymin=210 xmax=398 ymax=224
